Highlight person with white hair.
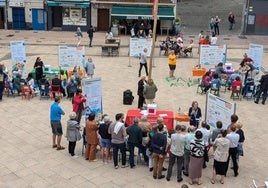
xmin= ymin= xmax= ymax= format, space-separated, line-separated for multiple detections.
xmin=66 ymin=112 xmax=82 ymax=159
xmin=98 ymin=115 xmax=112 ymax=164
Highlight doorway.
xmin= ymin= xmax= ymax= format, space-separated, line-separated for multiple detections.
xmin=97 ymin=9 xmax=109 ymax=31
xmin=0 ymin=7 xmax=4 ymax=29
xmin=52 ymin=7 xmax=62 ymax=27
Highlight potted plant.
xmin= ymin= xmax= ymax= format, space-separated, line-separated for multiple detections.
xmin=112 ymin=19 xmax=119 ymax=27
xmin=174 ymin=17 xmax=181 ymax=24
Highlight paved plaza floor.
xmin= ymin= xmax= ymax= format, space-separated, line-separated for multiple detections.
xmin=0 ymin=30 xmax=268 ymax=187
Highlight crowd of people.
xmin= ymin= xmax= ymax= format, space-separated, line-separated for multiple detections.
xmin=49 ymin=93 xmax=246 ymax=186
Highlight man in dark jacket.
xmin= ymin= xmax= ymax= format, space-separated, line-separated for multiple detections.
xmin=0 ymin=65 xmax=8 ymax=101
xmin=87 ymin=25 xmax=95 ymax=47
xmin=137 ymin=76 xmax=147 ymax=109
xmin=127 ymin=117 xmax=148 ymax=168
xmin=255 ymin=71 xmax=268 ymax=105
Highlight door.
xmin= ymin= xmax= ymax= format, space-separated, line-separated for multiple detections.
xmin=32 ymin=9 xmax=44 ymax=30
xmin=0 ymin=7 xmax=4 ymax=29
xmin=52 ymin=7 xmax=62 ymax=27
xmin=12 ymin=8 xmax=25 ymax=29
xmin=98 ymin=9 xmax=109 ymax=31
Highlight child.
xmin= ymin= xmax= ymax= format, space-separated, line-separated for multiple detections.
xmin=66 ymin=112 xmax=82 ymax=159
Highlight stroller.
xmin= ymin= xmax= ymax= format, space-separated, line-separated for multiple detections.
xmin=243 ymin=79 xmax=255 ymax=100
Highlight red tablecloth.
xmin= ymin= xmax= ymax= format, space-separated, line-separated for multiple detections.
xmin=125 ymin=109 xmax=174 ymax=130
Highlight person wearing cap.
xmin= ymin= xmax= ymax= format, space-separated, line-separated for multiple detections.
xmin=66 ymin=112 xmax=82 ymax=159
xmin=72 ymin=88 xmax=86 ymax=124
xmin=127 ymin=117 xmax=149 ymax=169
xmin=50 ymin=97 xmax=65 ymax=150
xmin=254 ymin=71 xmax=268 ymax=105
xmin=98 ymin=115 xmax=112 ymax=164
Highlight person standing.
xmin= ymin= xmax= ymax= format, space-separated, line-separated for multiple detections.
xmin=209 ymin=16 xmax=215 ymax=32
xmin=85 ymin=113 xmax=99 ymax=161
xmin=189 ymin=130 xmax=205 ymax=185
xmin=50 ymin=97 xmax=65 ymax=150
xmin=254 ymin=71 xmax=268 ymax=105
xmin=66 ymin=112 xmax=82 ymax=159
xmin=33 ymin=57 xmax=44 ymax=83
xmin=85 ymin=57 xmax=95 ymax=78
xmin=76 ymin=27 xmax=83 ymax=46
xmin=152 ymin=124 xmax=167 ymax=179
xmin=228 ymin=12 xmax=235 ymax=30
xmin=211 ymin=130 xmax=230 ymax=184
xmin=138 ymin=48 xmax=149 ymax=77
xmin=87 ymin=25 xmax=95 ymax=47
xmin=127 ymin=117 xmax=149 ymax=169
xmin=214 ymin=16 xmax=220 ymax=35
xmin=143 ymin=78 xmax=158 ymax=105
xmin=137 ymin=76 xmax=147 ymax=109
xmin=198 ymin=121 xmax=211 ymax=168
xmin=72 ymin=88 xmax=86 ymax=124
xmin=168 ymin=50 xmax=177 ymax=78
xmin=108 ymin=113 xmax=128 ymax=169
xmin=0 ymin=64 xmax=7 ymax=101
xmin=166 ymin=125 xmax=186 ymax=182
xmin=226 ymin=126 xmax=240 ymax=177
xmin=183 ymin=126 xmax=196 ymax=177
xmin=188 ymin=101 xmax=202 ymax=128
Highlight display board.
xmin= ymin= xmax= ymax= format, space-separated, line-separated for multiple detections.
xmin=129 ymin=38 xmax=152 ymax=57
xmin=58 ymin=46 xmax=85 ymax=67
xmin=205 ymin=93 xmax=236 ymax=129
xmin=10 ymin=41 xmax=27 ymax=77
xmin=248 ymin=43 xmax=263 ymax=70
xmin=84 ymin=77 xmax=103 ymax=117
xmin=199 ymin=45 xmax=227 ymax=65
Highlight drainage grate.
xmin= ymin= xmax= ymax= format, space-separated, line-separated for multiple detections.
xmin=223 ymin=38 xmax=230 ymax=40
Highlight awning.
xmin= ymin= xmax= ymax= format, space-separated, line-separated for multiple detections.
xmin=47 ymin=1 xmax=90 ymax=8
xmin=111 ymin=6 xmax=174 ymax=20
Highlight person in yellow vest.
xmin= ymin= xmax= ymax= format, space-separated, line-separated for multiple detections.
xmin=168 ymin=50 xmax=177 ymax=78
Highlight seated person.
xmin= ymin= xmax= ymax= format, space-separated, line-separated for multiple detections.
xmin=215 ymin=62 xmax=228 ymax=79
xmin=105 ymin=30 xmax=113 ymax=40
xmin=201 ymin=71 xmax=212 ymax=92
xmin=228 ymin=70 xmax=242 ymax=89
xmin=39 ymin=74 xmax=50 ymax=96
xmin=66 ymin=76 xmax=78 ymax=99
xmin=210 ymin=73 xmax=221 ymax=90
xmin=26 ymin=73 xmax=35 ymax=92
xmin=130 ymin=27 xmax=135 ymax=38
xmin=183 ymin=39 xmax=194 ymax=56
xmin=72 ymin=66 xmax=82 ymax=86
xmin=231 ymin=76 xmax=242 ymax=91
xmin=51 ymin=74 xmax=66 ymax=97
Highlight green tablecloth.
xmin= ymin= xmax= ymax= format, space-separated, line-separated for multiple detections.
xmin=31 ymin=69 xmax=67 ymax=80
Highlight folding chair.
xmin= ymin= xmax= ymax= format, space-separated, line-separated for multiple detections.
xmin=39 ymin=84 xmax=50 ymax=100
xmin=230 ymin=85 xmax=242 ymax=100
xmin=210 ymin=83 xmax=220 ymax=96
xmin=21 ymin=84 xmax=32 ymax=100
xmin=50 ymin=84 xmax=61 ymax=99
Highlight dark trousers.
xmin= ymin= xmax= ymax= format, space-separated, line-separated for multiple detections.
xmin=0 ymin=84 xmax=4 ymax=100
xmin=89 ymin=36 xmax=93 ymax=47
xmin=214 ymin=25 xmax=219 ymax=35
xmin=227 ymin=147 xmax=239 ymax=176
xmin=167 ymin=152 xmax=184 ymax=180
xmin=139 ymin=63 xmax=148 ymax=77
xmin=255 ymin=88 xmax=268 ymax=104
xmin=138 ymin=95 xmax=145 ymax=109
xmin=128 ymin=142 xmax=148 ymax=167
xmin=68 ymin=141 xmax=76 ymax=156
xmin=112 ymin=142 xmax=126 ymax=167
xmin=183 ymin=149 xmax=191 ymax=175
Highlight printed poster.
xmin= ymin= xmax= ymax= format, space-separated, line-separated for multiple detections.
xmin=10 ymin=41 xmax=27 ymax=77
xmin=200 ymin=45 xmax=226 ymax=65
xmin=205 ymin=93 xmax=236 ymax=129
xmin=248 ymin=43 xmax=263 ymax=70
xmin=84 ymin=77 xmax=102 ymax=117
xmin=58 ymin=46 xmax=85 ymax=67
xmin=129 ymin=38 xmax=152 ymax=57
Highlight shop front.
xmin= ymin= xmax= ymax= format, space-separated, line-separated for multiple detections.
xmin=110 ymin=6 xmax=174 ymax=35
xmin=0 ymin=1 xmax=6 ymax=29
xmin=46 ymin=0 xmax=90 ymax=31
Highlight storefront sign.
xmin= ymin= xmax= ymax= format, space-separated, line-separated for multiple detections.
xmin=9 ymin=0 xmax=25 ymax=7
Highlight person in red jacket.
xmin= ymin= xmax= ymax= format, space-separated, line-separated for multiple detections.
xmin=231 ymin=77 xmax=242 ymax=91
xmin=72 ymin=88 xmax=86 ymax=124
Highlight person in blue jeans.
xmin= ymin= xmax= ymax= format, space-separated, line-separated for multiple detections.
xmin=127 ymin=117 xmax=149 ymax=168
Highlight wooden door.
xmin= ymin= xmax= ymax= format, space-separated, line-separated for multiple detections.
xmin=97 ymin=9 xmax=109 ymax=31
xmin=0 ymin=7 xmax=4 ymax=29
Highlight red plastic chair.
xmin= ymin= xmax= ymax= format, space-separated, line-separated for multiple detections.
xmin=50 ymin=84 xmax=61 ymax=99
xmin=21 ymin=84 xmax=32 ymax=100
